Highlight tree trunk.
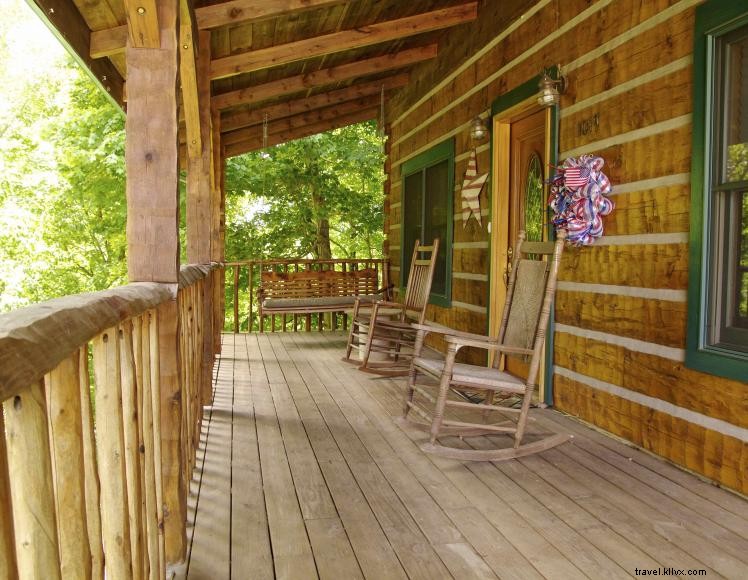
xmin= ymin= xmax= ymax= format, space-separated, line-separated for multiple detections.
xmin=311 ymin=190 xmax=332 ymax=259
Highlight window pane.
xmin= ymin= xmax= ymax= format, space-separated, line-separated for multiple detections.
xmin=725 ymin=30 xmax=748 ymax=183
xmin=710 ymin=22 xmax=748 ymax=351
xmin=737 ymin=190 xmax=748 ymax=324
xmin=424 ymin=160 xmax=450 ymax=296
xmin=402 ymin=171 xmax=423 ymax=284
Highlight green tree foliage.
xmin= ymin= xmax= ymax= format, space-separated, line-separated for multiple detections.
xmin=1 ymin=0 xmax=385 ymax=321
xmin=225 ymin=121 xmax=385 ymax=262
xmin=223 ymin=120 xmax=385 ymax=331
xmin=0 ymin=0 xmax=128 ymax=311
xmin=0 ymin=65 xmax=128 ymax=309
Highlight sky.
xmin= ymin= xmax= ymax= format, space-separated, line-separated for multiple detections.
xmin=0 ymin=0 xmax=67 ymax=116
xmin=0 ymin=0 xmax=70 ymax=310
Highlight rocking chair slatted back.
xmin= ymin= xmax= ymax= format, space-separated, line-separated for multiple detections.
xmin=495 ymin=232 xmax=564 ymax=386
xmin=403 ymin=240 xmax=439 ymax=321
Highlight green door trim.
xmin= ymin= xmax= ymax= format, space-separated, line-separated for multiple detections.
xmin=489 ymin=70 xmax=560 ymax=405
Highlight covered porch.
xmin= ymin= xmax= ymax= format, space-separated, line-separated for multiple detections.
xmin=178 ymin=332 xmax=748 ymax=579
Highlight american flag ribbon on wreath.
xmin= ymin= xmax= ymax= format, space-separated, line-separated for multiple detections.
xmin=461 ymin=149 xmax=489 ymax=227
xmin=548 ymin=154 xmax=614 ymax=246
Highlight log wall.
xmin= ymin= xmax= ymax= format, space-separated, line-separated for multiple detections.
xmin=385 ymin=0 xmax=748 ymax=494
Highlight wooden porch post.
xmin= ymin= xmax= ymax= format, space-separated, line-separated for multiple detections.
xmin=211 ymin=109 xmax=225 ymax=353
xmin=184 ymin=25 xmax=216 ymax=404
xmin=125 ymin=0 xmax=186 ymax=565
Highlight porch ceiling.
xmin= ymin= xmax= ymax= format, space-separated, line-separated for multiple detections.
xmin=32 ymin=0 xmax=479 ymax=155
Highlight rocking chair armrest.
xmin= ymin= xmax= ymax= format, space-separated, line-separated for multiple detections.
xmin=444 ymin=334 xmax=533 ymax=356
xmin=372 ymin=300 xmax=407 ymax=311
xmin=411 ymin=324 xmax=497 ymax=344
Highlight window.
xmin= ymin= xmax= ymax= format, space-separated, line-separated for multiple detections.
xmin=401 ymin=138 xmax=454 ymax=306
xmin=688 ymin=0 xmax=748 ymax=381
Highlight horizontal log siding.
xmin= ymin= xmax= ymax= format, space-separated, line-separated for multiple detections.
xmin=385 ymin=0 xmax=747 ymax=493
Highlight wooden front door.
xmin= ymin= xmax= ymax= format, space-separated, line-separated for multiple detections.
xmin=489 ymin=105 xmax=550 ymax=398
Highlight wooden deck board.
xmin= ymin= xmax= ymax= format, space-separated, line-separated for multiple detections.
xmin=180 ymin=333 xmax=748 ymax=579
xmin=185 ymin=337 xmax=233 ymax=579
xmin=231 ymin=335 xmax=273 ymax=580
xmin=252 ymin=336 xmax=318 ymax=579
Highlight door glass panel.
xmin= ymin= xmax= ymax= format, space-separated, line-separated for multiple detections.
xmin=525 ymin=153 xmax=544 ymax=242
xmin=424 ymin=160 xmax=449 ymax=296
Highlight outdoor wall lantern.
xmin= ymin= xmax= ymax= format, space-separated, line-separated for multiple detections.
xmin=537 ymin=67 xmax=566 ymax=107
xmin=470 ymin=116 xmax=489 ymax=141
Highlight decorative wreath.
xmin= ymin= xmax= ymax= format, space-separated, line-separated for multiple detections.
xmin=548 ymin=154 xmax=614 ymax=246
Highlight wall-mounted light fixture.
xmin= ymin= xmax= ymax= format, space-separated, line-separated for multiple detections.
xmin=537 ymin=66 xmax=566 ymax=108
xmin=470 ymin=116 xmax=489 ymax=141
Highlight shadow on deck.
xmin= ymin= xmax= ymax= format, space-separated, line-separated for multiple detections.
xmin=174 ymin=332 xmax=748 ymax=580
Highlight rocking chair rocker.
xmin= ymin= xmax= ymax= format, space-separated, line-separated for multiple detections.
xmin=343 ymin=239 xmax=439 ymax=376
xmin=402 ymin=230 xmax=570 ymax=460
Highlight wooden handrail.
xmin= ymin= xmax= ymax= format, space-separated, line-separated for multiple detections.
xmin=0 ymin=262 xmax=220 ymax=578
xmin=0 ymin=283 xmax=172 ymax=402
xmin=178 ymin=262 xmax=221 ymax=288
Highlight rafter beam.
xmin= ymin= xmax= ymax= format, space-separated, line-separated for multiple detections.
xmin=197 ymin=0 xmax=352 ymax=30
xmin=220 ymin=74 xmax=407 ymax=133
xmin=224 ymin=107 xmax=379 ymax=157
xmin=211 ymin=2 xmax=476 ymax=80
xmin=212 ymin=44 xmax=434 ymax=110
xmin=222 ymin=94 xmax=381 ymax=146
xmin=91 ymin=0 xmax=354 ymax=58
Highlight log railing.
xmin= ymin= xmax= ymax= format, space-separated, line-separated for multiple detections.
xmin=225 ymin=258 xmax=389 ymax=333
xmin=0 ymin=263 xmax=219 ymax=579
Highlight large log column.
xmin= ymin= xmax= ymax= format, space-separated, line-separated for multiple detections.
xmin=125 ymin=0 xmax=186 ymax=565
xmin=211 ymin=109 xmax=225 ymax=353
xmin=184 ymin=27 xmax=216 ymax=404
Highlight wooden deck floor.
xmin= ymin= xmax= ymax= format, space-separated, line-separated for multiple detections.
xmin=174 ymin=332 xmax=748 ymax=580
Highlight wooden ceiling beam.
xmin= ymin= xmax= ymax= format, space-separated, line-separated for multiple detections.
xmin=197 ymin=0 xmax=352 ymax=30
xmin=221 ymin=95 xmax=381 ymax=146
xmin=212 ymin=43 xmax=434 ymax=110
xmin=91 ymin=0 xmax=353 ymax=58
xmin=219 ymin=74 xmax=407 ymax=133
xmin=211 ymin=2 xmax=477 ymax=80
xmin=124 ymin=0 xmax=160 ymax=48
xmin=27 ymin=0 xmax=125 ymax=106
xmin=224 ymin=107 xmax=379 ymax=158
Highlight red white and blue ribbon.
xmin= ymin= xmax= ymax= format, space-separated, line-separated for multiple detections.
xmin=548 ymin=154 xmax=614 ymax=246
xmin=461 ymin=149 xmax=488 ymax=227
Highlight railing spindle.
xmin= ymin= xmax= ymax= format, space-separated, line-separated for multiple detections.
xmin=0 ymin=412 xmax=19 ymax=580
xmin=136 ymin=314 xmax=160 ymax=580
xmin=3 ymin=380 xmax=62 ymax=579
xmin=119 ymin=321 xmax=145 ymax=580
xmin=45 ymin=353 xmax=92 ymax=579
xmin=148 ymin=311 xmax=166 ymax=577
xmin=93 ymin=327 xmax=132 ymax=580
xmin=78 ymin=347 xmax=104 ymax=580
xmin=233 ymin=265 xmax=240 ymax=333
xmin=247 ymin=262 xmax=254 ymax=332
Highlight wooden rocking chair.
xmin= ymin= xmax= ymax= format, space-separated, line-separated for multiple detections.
xmin=402 ymin=230 xmax=570 ymax=460
xmin=343 ymin=239 xmax=439 ymax=376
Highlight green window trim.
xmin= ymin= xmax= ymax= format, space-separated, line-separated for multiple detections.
xmin=687 ymin=0 xmax=748 ymax=382
xmin=400 ymin=138 xmax=454 ymax=307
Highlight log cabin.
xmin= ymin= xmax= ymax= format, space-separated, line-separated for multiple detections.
xmin=1 ymin=0 xmax=747 ymax=578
